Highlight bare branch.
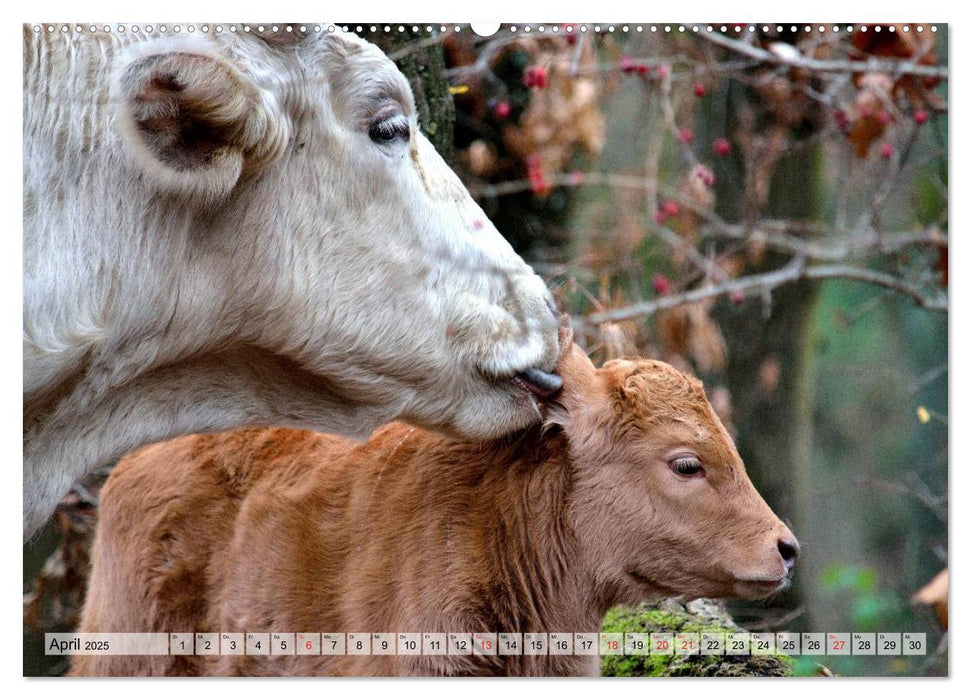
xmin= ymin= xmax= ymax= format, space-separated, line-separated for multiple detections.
xmin=387 ymin=31 xmax=450 ymax=60
xmin=695 ymin=220 xmax=947 ymax=261
xmin=697 ymin=30 xmax=949 ymax=80
xmin=581 ymin=258 xmax=808 ymax=326
xmin=579 ymin=257 xmax=946 ymax=328
xmin=569 ymin=32 xmax=586 ymax=77
xmin=471 ymin=172 xmax=947 ymax=261
xmin=847 ymin=475 xmax=947 ymax=522
xmin=804 ymin=265 xmax=947 ymax=311
xmin=910 ymin=363 xmax=947 ymax=393
xmin=744 ymin=606 xmax=807 ymax=631
xmin=652 ymin=223 xmax=728 ymax=282
xmin=444 ymin=33 xmax=530 ymax=81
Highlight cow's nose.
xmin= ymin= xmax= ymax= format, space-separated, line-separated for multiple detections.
xmin=777 ymin=536 xmax=800 ymax=570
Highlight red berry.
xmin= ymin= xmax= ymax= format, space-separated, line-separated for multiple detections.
xmin=880 ymin=142 xmax=894 ymax=159
xmin=729 ymin=290 xmax=745 ymax=305
xmin=621 ymin=57 xmax=651 ymax=76
xmin=915 ymin=109 xmax=929 ymax=125
xmin=693 ymin=82 xmax=707 ymax=98
xmin=714 ymin=138 xmax=731 ymax=156
xmin=859 ymin=106 xmax=872 ymax=119
xmin=524 ymin=66 xmax=548 ymax=89
xmin=662 ymin=200 xmax=680 ymax=217
xmin=652 ymin=274 xmax=672 ymax=296
xmin=678 ymin=127 xmax=694 ymax=144
xmin=527 ymin=155 xmax=549 ymax=195
xmin=877 ymin=110 xmax=892 ymax=125
xmin=834 ymin=109 xmax=849 ymax=131
xmin=655 ymin=64 xmax=669 ymax=79
xmin=493 ymin=101 xmax=511 ymax=119
xmin=693 ymin=165 xmax=715 ymax=188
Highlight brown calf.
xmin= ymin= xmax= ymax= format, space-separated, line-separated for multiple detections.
xmin=74 ymin=340 xmax=797 ymax=676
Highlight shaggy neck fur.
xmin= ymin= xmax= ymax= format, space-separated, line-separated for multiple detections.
xmin=310 ymin=423 xmax=610 ymax=676
xmin=416 ymin=428 xmax=604 ymax=675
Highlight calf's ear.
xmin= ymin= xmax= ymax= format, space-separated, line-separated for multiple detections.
xmin=601 ymin=359 xmax=650 ymax=408
xmin=112 ymin=41 xmax=289 ymax=202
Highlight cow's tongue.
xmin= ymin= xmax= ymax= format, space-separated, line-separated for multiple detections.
xmin=514 ymin=368 xmax=563 ymax=399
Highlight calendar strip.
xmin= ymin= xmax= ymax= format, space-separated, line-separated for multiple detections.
xmin=45 ymin=633 xmax=170 ymax=655
xmin=46 ymin=631 xmax=928 ymax=656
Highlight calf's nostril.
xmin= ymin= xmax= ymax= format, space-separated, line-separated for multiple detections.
xmin=777 ymin=537 xmax=800 ymax=569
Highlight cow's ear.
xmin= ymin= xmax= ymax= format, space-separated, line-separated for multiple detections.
xmin=112 ymin=43 xmax=289 ymax=202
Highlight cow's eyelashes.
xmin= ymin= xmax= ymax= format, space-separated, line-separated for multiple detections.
xmin=670 ymin=457 xmax=705 ymax=478
xmin=368 ymin=113 xmax=411 ymax=145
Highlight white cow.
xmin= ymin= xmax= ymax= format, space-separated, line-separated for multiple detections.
xmin=23 ymin=26 xmax=562 ymax=539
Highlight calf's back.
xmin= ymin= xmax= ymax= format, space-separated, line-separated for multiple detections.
xmin=75 ymin=424 xmax=590 ymax=676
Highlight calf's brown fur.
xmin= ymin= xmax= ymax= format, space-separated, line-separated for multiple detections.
xmin=75 ymin=339 xmax=797 ymax=676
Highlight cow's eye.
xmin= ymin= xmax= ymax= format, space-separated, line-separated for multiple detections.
xmin=369 ymin=112 xmax=410 ymax=145
xmin=670 ymin=457 xmax=705 ymax=478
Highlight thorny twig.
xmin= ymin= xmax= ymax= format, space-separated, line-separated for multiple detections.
xmin=859 ymin=124 xmax=923 ymax=235
xmin=846 ymin=475 xmax=947 ymax=522
xmin=743 ymin=606 xmax=807 ymax=631
xmin=697 ymin=30 xmax=949 ymax=80
xmin=910 ymin=364 xmax=947 ymax=394
xmin=575 ymin=256 xmax=945 ymax=330
xmin=473 ymin=172 xmax=946 ymax=262
xmin=444 ymin=33 xmax=532 ymax=81
xmin=569 ymin=32 xmax=586 ymax=77
xmin=387 ymin=31 xmax=451 ymax=60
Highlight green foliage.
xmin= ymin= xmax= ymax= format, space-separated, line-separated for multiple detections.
xmin=820 ymin=563 xmax=878 ymax=593
xmin=818 ymin=564 xmax=907 ymax=632
xmin=808 ymin=278 xmax=946 ymax=675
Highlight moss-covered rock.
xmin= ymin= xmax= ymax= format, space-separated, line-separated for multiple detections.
xmin=600 ymin=599 xmax=795 ymax=677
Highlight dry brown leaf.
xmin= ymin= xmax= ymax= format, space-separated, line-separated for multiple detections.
xmin=912 ymin=568 xmax=948 ymax=629
xmin=850 ymin=25 xmax=941 ymax=109
xmin=656 ymin=301 xmax=727 ymax=372
xmin=503 ymin=40 xmax=605 ymax=176
xmin=598 ymin=321 xmax=638 ymax=361
xmin=464 ymin=139 xmax=498 ymax=178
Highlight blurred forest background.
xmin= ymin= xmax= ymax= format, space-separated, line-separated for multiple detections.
xmin=24 ymin=23 xmax=948 ymax=677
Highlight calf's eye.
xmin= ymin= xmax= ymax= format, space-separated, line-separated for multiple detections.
xmin=670 ymin=457 xmax=705 ymax=478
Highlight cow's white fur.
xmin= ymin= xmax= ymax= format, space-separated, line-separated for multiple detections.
xmin=23 ymin=26 xmax=559 ymax=539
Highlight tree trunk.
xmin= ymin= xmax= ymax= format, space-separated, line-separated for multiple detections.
xmin=715 ymin=144 xmax=824 ymax=631
xmin=373 ymin=33 xmax=455 ymax=164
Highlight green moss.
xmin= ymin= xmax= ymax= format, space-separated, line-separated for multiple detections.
xmin=603 ymin=606 xmax=690 ymax=632
xmin=600 ymin=600 xmax=795 ymax=677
